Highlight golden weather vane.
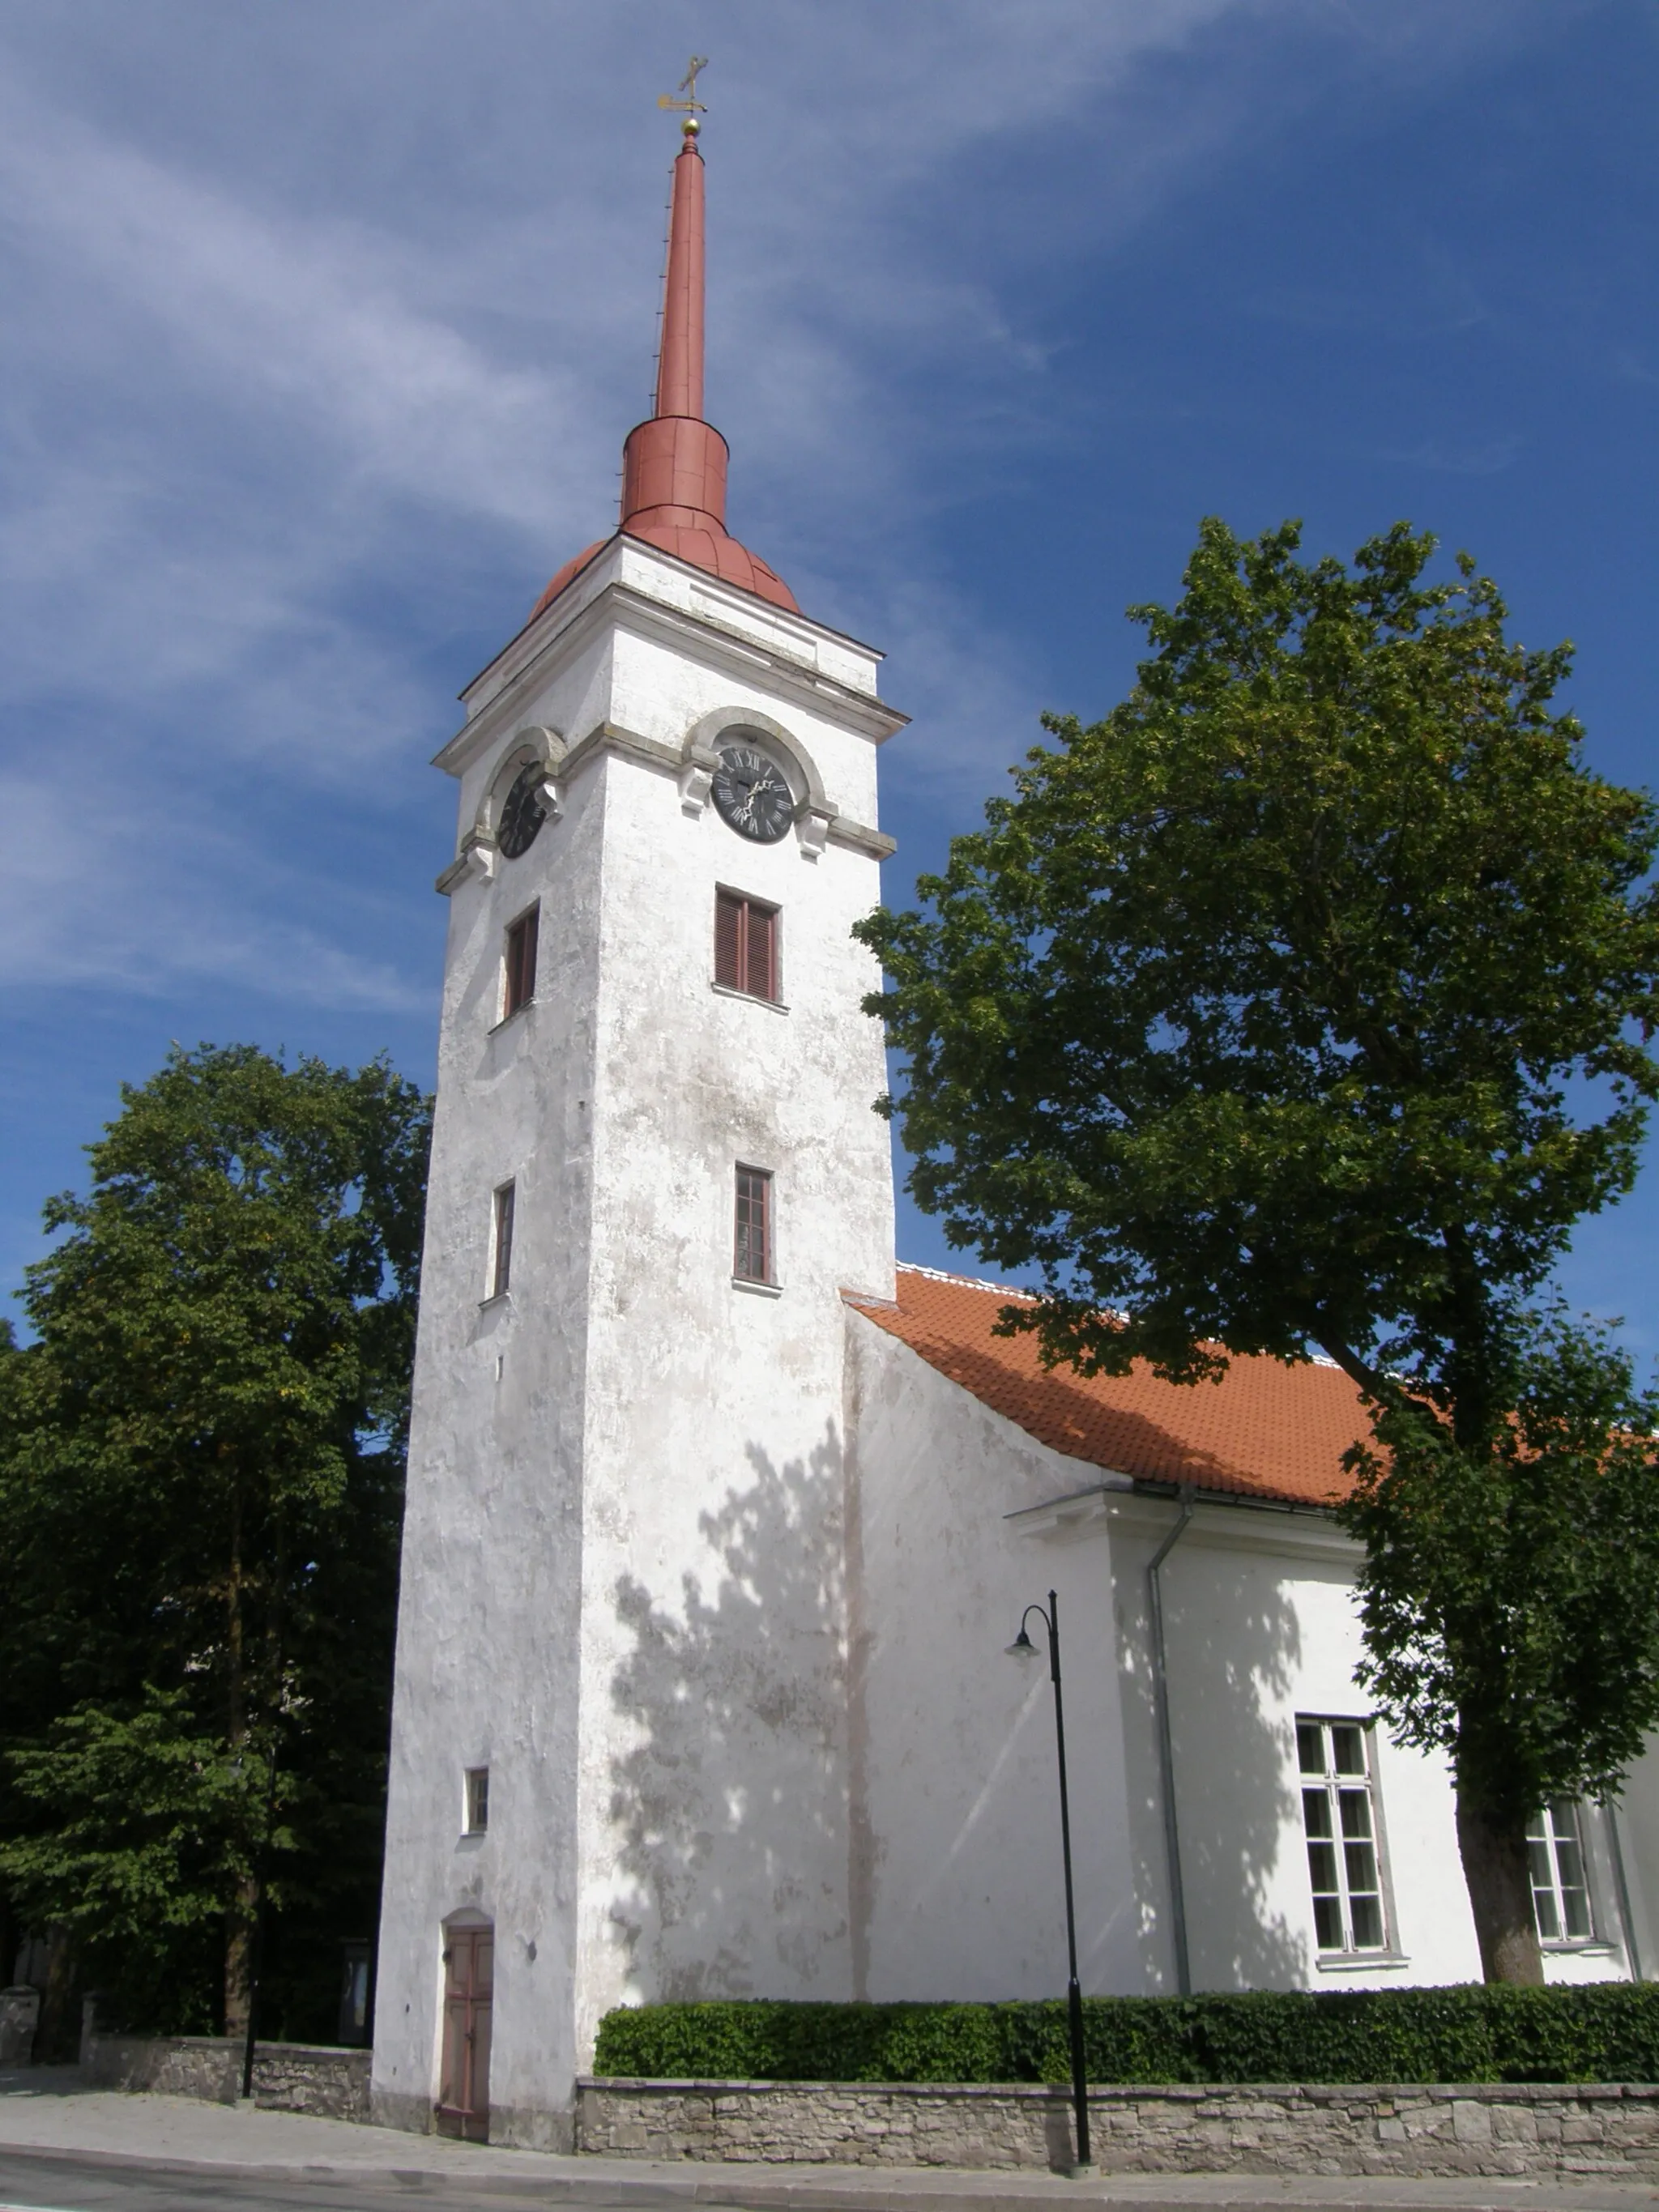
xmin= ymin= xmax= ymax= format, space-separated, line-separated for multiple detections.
xmin=658 ymin=54 xmax=710 ymax=123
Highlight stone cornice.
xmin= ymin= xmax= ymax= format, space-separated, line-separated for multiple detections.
xmin=436 ymin=718 xmax=893 ymax=893
xmin=438 ymin=574 xmax=907 ymax=781
xmin=1006 ymin=1477 xmax=1354 ymax=1564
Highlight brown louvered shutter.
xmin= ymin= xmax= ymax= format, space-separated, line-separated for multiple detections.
xmin=714 ymin=889 xmax=743 ymax=987
xmin=746 ymin=901 xmax=776 ymax=999
xmin=518 ymin=903 xmax=538 ymax=1004
xmin=505 ymin=904 xmax=539 ymax=1016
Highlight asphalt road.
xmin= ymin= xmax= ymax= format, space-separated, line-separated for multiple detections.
xmin=0 ymin=2146 xmax=654 ymax=2212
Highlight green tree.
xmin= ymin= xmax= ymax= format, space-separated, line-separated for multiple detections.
xmin=856 ymin=518 xmax=1659 ymax=1984
xmin=0 ymin=1044 xmax=429 ymax=2036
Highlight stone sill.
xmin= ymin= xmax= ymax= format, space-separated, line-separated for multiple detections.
xmin=731 ymin=1277 xmax=783 ymax=1298
xmin=1315 ymin=1952 xmax=1413 ymax=1973
xmin=710 ymin=982 xmax=789 ymax=1015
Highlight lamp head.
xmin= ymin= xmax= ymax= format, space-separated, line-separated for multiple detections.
xmin=1005 ymin=1626 xmax=1039 ymax=1660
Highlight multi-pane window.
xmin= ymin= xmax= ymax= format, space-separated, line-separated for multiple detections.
xmin=503 ymin=904 xmax=539 ymax=1018
xmin=464 ymin=1767 xmax=489 ymax=1835
xmin=490 ymin=1182 xmax=515 ymax=1299
xmin=734 ymin=1166 xmax=772 ymax=1284
xmin=714 ymin=889 xmax=779 ymax=1001
xmin=1298 ymin=1718 xmax=1388 ymax=1954
xmin=1529 ymin=1801 xmax=1593 ymax=1941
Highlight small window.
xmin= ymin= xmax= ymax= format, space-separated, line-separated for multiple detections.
xmin=490 ymin=1182 xmax=515 ymax=1300
xmin=1297 ymin=1717 xmax=1388 ymax=1954
xmin=1529 ymin=1801 xmax=1593 ymax=1942
xmin=714 ymin=889 xmax=779 ymax=1002
xmin=734 ymin=1165 xmax=772 ymax=1284
xmin=464 ymin=1767 xmax=489 ymax=1835
xmin=503 ymin=904 xmax=539 ymax=1019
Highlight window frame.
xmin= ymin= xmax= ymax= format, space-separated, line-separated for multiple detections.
xmin=488 ymin=1180 xmax=515 ymax=1302
xmin=1528 ymin=1799 xmax=1597 ymax=1946
xmin=464 ymin=1766 xmax=490 ymax=1836
xmin=732 ymin=1162 xmax=774 ymax=1286
xmin=501 ymin=901 xmax=539 ymax=1021
xmin=1295 ymin=1714 xmax=1393 ymax=1960
xmin=714 ymin=887 xmax=782 ymax=1004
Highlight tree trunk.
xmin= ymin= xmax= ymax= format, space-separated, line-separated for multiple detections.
xmin=1456 ymin=1788 xmax=1543 ymax=1984
xmin=224 ymin=1902 xmax=254 ymax=2039
xmin=36 ymin=1928 xmax=79 ymax=2062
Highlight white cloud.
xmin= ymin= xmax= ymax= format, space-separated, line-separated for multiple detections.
xmin=0 ymin=0 xmax=1542 ymax=1009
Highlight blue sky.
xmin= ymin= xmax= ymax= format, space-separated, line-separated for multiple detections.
xmin=2 ymin=1 xmax=1655 ymax=1360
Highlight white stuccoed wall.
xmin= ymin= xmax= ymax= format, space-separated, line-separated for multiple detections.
xmin=843 ymin=1303 xmax=1141 ymax=2003
xmin=847 ymin=1314 xmax=1640 ymax=2008
xmin=373 ymin=538 xmax=900 ymax=2148
xmin=374 ymin=531 xmax=1647 ymax=2153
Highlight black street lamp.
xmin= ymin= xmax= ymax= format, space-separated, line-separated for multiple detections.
xmin=1008 ymin=1588 xmax=1092 ymax=2175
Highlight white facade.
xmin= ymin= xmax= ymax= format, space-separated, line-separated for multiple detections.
xmin=373 ymin=531 xmax=1653 ymax=2151
xmin=373 ymin=535 xmax=902 ymax=2146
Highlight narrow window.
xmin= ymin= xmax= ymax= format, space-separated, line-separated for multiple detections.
xmin=1297 ymin=1717 xmax=1388 ymax=1954
xmin=503 ymin=903 xmax=539 ymax=1018
xmin=464 ymin=1767 xmax=489 ymax=1835
xmin=714 ymin=889 xmax=779 ymax=1001
xmin=1528 ymin=1801 xmax=1593 ymax=1941
xmin=490 ymin=1182 xmax=515 ymax=1299
xmin=733 ymin=1166 xmax=772 ymax=1284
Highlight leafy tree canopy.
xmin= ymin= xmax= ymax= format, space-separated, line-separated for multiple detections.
xmin=0 ymin=1043 xmax=430 ymax=2037
xmin=858 ymin=519 xmax=1659 ymax=1439
xmin=856 ymin=520 xmax=1659 ymax=1983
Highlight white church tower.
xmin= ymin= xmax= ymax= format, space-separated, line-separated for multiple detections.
xmin=372 ymin=107 xmax=904 ymax=2148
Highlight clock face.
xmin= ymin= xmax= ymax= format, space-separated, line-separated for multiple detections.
xmin=710 ymin=744 xmax=794 ymax=844
xmin=497 ymin=765 xmax=548 ymax=859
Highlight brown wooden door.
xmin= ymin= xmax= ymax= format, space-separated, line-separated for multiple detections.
xmin=436 ymin=1923 xmax=493 ymax=2141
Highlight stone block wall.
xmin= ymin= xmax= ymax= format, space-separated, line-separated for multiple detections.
xmin=575 ymin=2076 xmax=1659 ymax=2180
xmin=84 ymin=2034 xmax=370 ymax=2120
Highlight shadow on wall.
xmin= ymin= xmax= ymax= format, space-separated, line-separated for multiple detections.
xmin=608 ymin=1424 xmax=850 ymax=2002
xmin=1117 ymin=1528 xmax=1310 ymax=1993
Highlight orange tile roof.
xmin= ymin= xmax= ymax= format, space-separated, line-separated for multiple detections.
xmin=847 ymin=1266 xmax=1375 ymax=1508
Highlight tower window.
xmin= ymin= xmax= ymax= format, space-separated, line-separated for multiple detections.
xmin=733 ymin=1166 xmax=772 ymax=1285
xmin=464 ymin=1767 xmax=489 ymax=1835
xmin=1297 ymin=1717 xmax=1390 ymax=1954
xmin=490 ymin=1182 xmax=515 ymax=1300
xmin=503 ymin=904 xmax=539 ymax=1019
xmin=714 ymin=890 xmax=779 ymax=1002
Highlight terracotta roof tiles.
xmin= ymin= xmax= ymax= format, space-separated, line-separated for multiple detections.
xmin=848 ymin=1265 xmax=1372 ymax=1509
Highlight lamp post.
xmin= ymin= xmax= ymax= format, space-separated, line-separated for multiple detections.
xmin=1007 ymin=1588 xmax=1091 ymax=2175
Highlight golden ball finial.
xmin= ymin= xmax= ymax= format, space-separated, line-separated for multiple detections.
xmin=682 ymin=113 xmax=701 ymax=137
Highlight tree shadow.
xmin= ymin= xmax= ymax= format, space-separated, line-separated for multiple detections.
xmin=1113 ymin=1522 xmax=1312 ymax=1993
xmin=606 ymin=1424 xmax=851 ymax=2001
xmin=604 ymin=1409 xmax=1324 ymax=2010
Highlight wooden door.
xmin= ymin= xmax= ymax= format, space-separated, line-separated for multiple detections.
xmin=436 ymin=1923 xmax=493 ymax=2141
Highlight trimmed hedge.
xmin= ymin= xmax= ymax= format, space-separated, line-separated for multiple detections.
xmin=593 ymin=1985 xmax=1659 ymax=2086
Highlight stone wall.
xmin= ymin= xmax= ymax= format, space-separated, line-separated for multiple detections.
xmin=0 ymin=1988 xmax=39 ymax=2069
xmin=84 ymin=2035 xmax=370 ymax=2120
xmin=575 ymin=2076 xmax=1659 ymax=2180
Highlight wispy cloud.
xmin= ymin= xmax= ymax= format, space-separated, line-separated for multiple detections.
xmin=0 ymin=0 xmax=1542 ymax=1014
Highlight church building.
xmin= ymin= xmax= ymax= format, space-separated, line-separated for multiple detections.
xmin=371 ymin=114 xmax=1659 ymax=2150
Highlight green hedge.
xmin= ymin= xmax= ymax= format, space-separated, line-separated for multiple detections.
xmin=594 ymin=1986 xmax=1659 ymax=2086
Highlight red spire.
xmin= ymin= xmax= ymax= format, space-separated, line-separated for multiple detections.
xmin=653 ymin=127 xmax=705 ymax=419
xmin=532 ymin=117 xmax=797 ymax=620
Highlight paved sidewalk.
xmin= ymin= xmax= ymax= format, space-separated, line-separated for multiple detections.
xmin=2 ymin=2073 xmax=1657 ymax=2211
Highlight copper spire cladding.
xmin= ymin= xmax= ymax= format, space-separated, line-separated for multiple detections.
xmin=532 ymin=104 xmax=797 ymax=619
